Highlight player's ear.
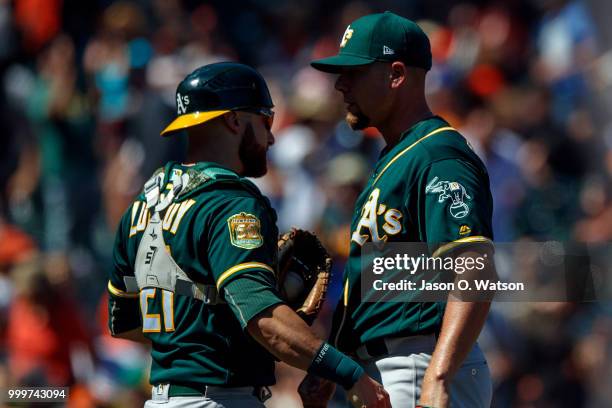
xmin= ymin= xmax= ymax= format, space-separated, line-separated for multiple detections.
xmin=221 ymin=111 xmax=244 ymax=134
xmin=389 ymin=61 xmax=407 ymax=89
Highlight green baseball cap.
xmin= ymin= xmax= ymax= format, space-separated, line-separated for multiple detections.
xmin=311 ymin=11 xmax=432 ymax=73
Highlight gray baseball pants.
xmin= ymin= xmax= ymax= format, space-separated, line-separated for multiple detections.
xmin=355 ymin=335 xmax=492 ymax=408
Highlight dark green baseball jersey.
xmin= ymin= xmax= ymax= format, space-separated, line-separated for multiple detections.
xmin=330 ymin=116 xmax=494 ymax=352
xmin=107 ymin=161 xmax=284 ymax=388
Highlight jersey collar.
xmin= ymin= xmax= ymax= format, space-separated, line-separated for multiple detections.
xmin=378 ymin=115 xmax=445 ymax=159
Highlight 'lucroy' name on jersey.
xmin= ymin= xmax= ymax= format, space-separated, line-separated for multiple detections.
xmin=129 ymin=199 xmax=196 ymax=237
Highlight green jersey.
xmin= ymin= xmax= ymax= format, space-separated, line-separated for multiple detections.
xmin=107 ymin=161 xmax=284 ymax=388
xmin=331 ymin=116 xmax=494 ymax=352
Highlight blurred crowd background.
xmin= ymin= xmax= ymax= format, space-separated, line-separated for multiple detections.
xmin=0 ymin=0 xmax=611 ymax=406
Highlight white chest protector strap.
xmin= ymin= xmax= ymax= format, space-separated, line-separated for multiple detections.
xmin=124 ymin=170 xmax=225 ymax=305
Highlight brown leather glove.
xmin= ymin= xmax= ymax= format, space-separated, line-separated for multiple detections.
xmin=277 ymin=228 xmax=332 ymax=325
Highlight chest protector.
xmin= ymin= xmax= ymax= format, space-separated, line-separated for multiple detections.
xmin=122 ymin=169 xmax=225 ymax=304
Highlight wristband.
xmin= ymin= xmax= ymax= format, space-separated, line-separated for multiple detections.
xmin=307 ymin=342 xmax=364 ymax=390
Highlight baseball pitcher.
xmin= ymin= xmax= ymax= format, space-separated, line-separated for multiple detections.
xmin=306 ymin=12 xmax=495 ymax=408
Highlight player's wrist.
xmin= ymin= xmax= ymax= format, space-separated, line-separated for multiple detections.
xmin=307 ymin=342 xmax=364 ymax=390
xmin=423 ymin=357 xmax=454 ymax=382
xmin=424 ymin=370 xmax=451 ymax=383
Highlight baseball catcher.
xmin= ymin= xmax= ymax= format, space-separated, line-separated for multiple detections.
xmin=107 ymin=61 xmax=390 ymax=408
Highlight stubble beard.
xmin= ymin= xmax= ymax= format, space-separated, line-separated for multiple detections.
xmin=346 ymin=109 xmax=370 ymax=131
xmin=239 ymin=123 xmax=268 ymax=178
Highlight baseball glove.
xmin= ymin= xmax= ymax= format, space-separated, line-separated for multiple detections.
xmin=277 ymin=228 xmax=332 ymax=325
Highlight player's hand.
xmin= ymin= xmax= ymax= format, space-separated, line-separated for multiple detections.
xmin=347 ymin=374 xmax=391 ymax=408
xmin=298 ymin=374 xmax=336 ymax=408
xmin=419 ymin=373 xmax=449 ymax=408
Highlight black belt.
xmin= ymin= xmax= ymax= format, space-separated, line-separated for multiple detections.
xmin=354 ymin=334 xmax=437 ymax=360
xmin=159 ymin=384 xmax=272 ymax=402
xmin=361 ymin=338 xmax=390 ymax=358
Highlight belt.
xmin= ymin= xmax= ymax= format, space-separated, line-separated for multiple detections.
xmin=169 ymin=384 xmax=205 ymax=397
xmin=354 ymin=334 xmax=436 ymax=360
xmin=152 ymin=384 xmax=272 ymax=403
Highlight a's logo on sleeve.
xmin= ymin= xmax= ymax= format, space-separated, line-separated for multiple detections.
xmin=459 ymin=225 xmax=472 ymax=235
xmin=426 ymin=177 xmax=473 ymax=219
xmin=340 ymin=25 xmax=354 ymax=48
xmin=227 ymin=212 xmax=264 ymax=249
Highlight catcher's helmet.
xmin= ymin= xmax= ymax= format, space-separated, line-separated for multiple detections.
xmin=161 ymin=62 xmax=274 ymax=136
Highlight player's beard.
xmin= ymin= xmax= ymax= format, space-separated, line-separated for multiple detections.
xmin=346 ymin=108 xmax=370 ymax=130
xmin=239 ymin=123 xmax=268 ymax=177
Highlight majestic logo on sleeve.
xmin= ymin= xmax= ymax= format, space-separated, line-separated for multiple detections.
xmin=459 ymin=225 xmax=472 ymax=235
xmin=426 ymin=177 xmax=472 ymax=219
xmin=351 ymin=188 xmax=403 ymax=246
xmin=340 ymin=25 xmax=354 ymax=48
xmin=227 ymin=212 xmax=264 ymax=249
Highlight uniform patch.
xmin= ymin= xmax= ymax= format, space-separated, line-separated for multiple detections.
xmin=459 ymin=225 xmax=472 ymax=235
xmin=426 ymin=177 xmax=473 ymax=219
xmin=227 ymin=212 xmax=263 ymax=249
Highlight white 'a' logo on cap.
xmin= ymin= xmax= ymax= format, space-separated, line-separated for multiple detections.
xmin=176 ymin=93 xmax=190 ymax=115
xmin=340 ymin=25 xmax=354 ymax=48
